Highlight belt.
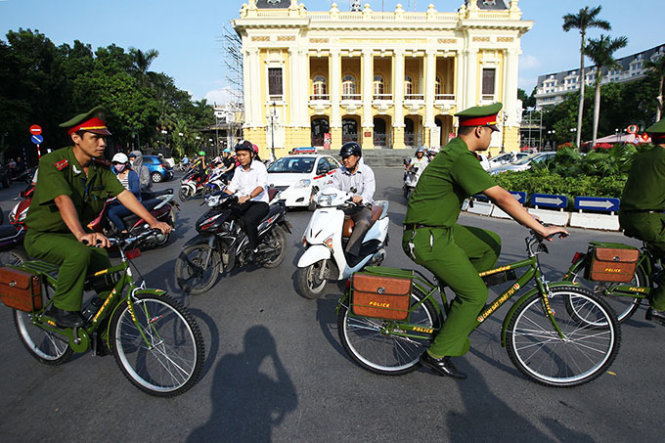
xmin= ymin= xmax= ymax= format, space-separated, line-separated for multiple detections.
xmin=403 ymin=223 xmax=443 ymax=231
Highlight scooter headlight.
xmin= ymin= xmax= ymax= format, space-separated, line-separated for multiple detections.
xmin=207 ymin=194 xmax=221 ymax=207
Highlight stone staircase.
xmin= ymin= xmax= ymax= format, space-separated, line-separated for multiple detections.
xmin=360 ymin=148 xmax=417 ymax=167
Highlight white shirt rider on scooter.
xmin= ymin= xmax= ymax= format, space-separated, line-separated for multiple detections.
xmin=330 ymin=142 xmax=376 ymax=263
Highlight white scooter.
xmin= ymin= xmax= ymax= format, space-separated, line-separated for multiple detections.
xmin=295 ymin=187 xmax=389 ymax=299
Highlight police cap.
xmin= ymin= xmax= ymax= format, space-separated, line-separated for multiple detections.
xmin=59 ymin=105 xmax=112 ymax=136
xmin=455 ymin=102 xmax=502 ymax=132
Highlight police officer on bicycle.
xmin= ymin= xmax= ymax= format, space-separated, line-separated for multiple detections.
xmin=24 ymin=106 xmax=172 ymax=328
xmin=402 ymin=103 xmax=567 ymax=379
xmin=619 ymin=117 xmax=665 ymax=323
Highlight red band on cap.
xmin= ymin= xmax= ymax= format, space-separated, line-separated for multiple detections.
xmin=67 ymin=116 xmax=108 ymax=135
xmin=459 ymin=114 xmax=498 ymax=127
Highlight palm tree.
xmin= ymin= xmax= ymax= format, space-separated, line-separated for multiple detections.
xmin=584 ymin=35 xmax=628 ymax=147
xmin=644 ymin=54 xmax=665 ymax=121
xmin=563 ymin=6 xmax=611 ymax=148
xmin=129 ymin=48 xmax=159 ymax=87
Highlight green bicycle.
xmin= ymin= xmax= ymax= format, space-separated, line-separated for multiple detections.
xmin=337 ymin=230 xmax=621 ymax=387
xmin=8 ymin=229 xmax=205 ymax=397
xmin=564 ymin=240 xmax=662 ymax=323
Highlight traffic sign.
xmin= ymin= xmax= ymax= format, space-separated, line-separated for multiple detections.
xmin=531 ymin=193 xmax=567 ymax=209
xmin=31 ymin=134 xmax=43 ymax=145
xmin=29 ymin=124 xmax=42 ymax=135
xmin=509 ymin=191 xmax=527 ymax=204
xmin=574 ymin=196 xmax=620 ymax=213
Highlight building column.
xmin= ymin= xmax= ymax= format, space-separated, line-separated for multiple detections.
xmin=329 ymin=49 xmax=342 ymax=151
xmin=424 ymin=49 xmax=436 ymax=147
xmin=244 ymin=48 xmax=260 ymax=127
xmin=503 ymin=47 xmax=519 ymax=128
xmin=392 ymin=49 xmax=406 ymax=149
xmin=464 ymin=48 xmax=478 ymax=109
xmin=362 ymin=48 xmax=374 ymax=149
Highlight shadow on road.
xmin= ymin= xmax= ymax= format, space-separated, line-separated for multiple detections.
xmin=187 ymin=325 xmax=297 ymax=442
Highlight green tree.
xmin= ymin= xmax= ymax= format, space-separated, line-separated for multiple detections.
xmin=584 ymin=34 xmax=628 ymax=147
xmin=644 ymin=54 xmax=665 ymax=121
xmin=563 ymin=6 xmax=611 ymax=148
xmin=129 ymin=48 xmax=159 ymax=88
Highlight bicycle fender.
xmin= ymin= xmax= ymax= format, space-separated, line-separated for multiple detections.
xmin=297 ymin=245 xmax=331 ymax=268
xmin=500 ymin=281 xmax=578 ymax=347
xmin=103 ymin=288 xmax=168 ymax=347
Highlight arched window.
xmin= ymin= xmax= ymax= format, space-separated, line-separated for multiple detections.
xmin=342 ymin=75 xmax=356 ymax=99
xmin=313 ymin=75 xmax=327 ymax=98
xmin=404 ymin=75 xmax=413 ymax=97
xmin=435 ymin=76 xmax=441 ymax=96
xmin=373 ymin=75 xmax=384 ymax=97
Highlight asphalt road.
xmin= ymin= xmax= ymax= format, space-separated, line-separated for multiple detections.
xmin=0 ymin=167 xmax=662 ymax=442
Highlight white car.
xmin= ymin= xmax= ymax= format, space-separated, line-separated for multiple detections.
xmin=267 ymin=154 xmax=341 ymax=209
xmin=487 ymin=151 xmax=530 ymax=169
xmin=489 ymin=151 xmax=557 ymax=175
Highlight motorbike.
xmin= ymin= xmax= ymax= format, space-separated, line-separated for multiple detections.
xmin=180 ymin=169 xmax=209 ymax=201
xmin=8 ymin=183 xmax=35 ymax=227
xmin=402 ymin=159 xmax=419 ymax=200
xmin=203 ymin=168 xmax=233 ymax=198
xmin=86 ymin=189 xmax=178 ymax=250
xmin=174 ymin=188 xmax=291 ymax=295
xmin=295 ymin=187 xmax=389 ymax=299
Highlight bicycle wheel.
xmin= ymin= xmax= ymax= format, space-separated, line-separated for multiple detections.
xmin=110 ymin=294 xmax=204 ymax=397
xmin=570 ymin=261 xmax=644 ymax=322
xmin=337 ymin=287 xmax=440 ymax=375
xmin=506 ymin=286 xmax=620 ymax=387
xmin=14 ymin=310 xmax=73 ymax=365
xmin=174 ymin=243 xmax=222 ymax=295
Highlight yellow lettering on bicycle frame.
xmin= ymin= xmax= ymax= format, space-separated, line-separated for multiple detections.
xmin=412 ymin=326 xmax=434 ymax=334
xmin=542 ymin=293 xmax=554 ymax=315
xmin=92 ymin=289 xmax=116 ymax=323
xmin=477 ymin=283 xmax=521 ymax=322
xmin=478 ymin=265 xmax=511 ymax=277
xmin=628 ymin=287 xmax=647 ymax=293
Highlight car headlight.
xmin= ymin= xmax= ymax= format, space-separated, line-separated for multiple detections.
xmin=294 ymin=179 xmax=311 ymax=189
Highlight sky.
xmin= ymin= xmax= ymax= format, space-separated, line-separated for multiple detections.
xmin=1 ymin=0 xmax=662 ymax=104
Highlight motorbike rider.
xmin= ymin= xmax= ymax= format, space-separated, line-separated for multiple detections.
xmin=23 ymin=106 xmax=172 ymax=328
xmin=619 ymin=117 xmax=665 ymax=323
xmin=107 ymin=152 xmax=141 ymax=234
xmin=406 ymin=147 xmax=429 ymax=173
xmin=128 ymin=151 xmax=152 ymax=193
xmin=224 ymin=140 xmax=269 ymax=262
xmin=402 ymin=103 xmax=567 ymax=380
xmin=330 ymin=142 xmax=376 ymax=263
xmin=220 ymin=147 xmax=236 ymax=179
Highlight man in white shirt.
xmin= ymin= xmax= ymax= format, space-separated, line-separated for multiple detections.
xmin=330 ymin=142 xmax=376 ymax=261
xmin=225 ymin=140 xmax=269 ymax=261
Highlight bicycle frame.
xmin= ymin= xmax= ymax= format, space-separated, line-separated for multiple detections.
xmin=339 ymin=234 xmax=569 ymax=346
xmin=20 ymin=238 xmax=166 ymax=354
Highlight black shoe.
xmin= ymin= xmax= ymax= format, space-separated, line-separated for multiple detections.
xmin=419 ymin=353 xmax=467 ymax=380
xmin=47 ymin=306 xmax=85 ymax=328
xmin=247 ymin=248 xmax=258 ymax=263
xmin=645 ymin=307 xmax=665 ymax=326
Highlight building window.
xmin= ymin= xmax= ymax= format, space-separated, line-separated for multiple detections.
xmin=481 ymin=68 xmax=496 ymax=101
xmin=342 ymin=75 xmax=356 ymax=99
xmin=268 ymin=67 xmax=283 ymax=100
xmin=373 ymin=75 xmax=384 ymax=98
xmin=312 ymin=75 xmax=327 ymax=99
xmin=435 ymin=76 xmax=441 ymax=96
xmin=405 ymin=75 xmax=413 ymax=96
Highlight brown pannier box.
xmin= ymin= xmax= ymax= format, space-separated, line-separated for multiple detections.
xmin=351 ymin=272 xmax=412 ymax=320
xmin=0 ymin=267 xmax=42 ymax=312
xmin=586 ymin=244 xmax=639 ymax=283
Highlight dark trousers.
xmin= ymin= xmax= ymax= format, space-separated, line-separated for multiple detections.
xmin=231 ymin=201 xmax=269 ymax=250
xmin=107 ymin=200 xmax=132 ymax=232
xmin=344 ymin=206 xmax=373 ymax=256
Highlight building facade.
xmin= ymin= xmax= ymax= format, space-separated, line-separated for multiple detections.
xmin=535 ymin=43 xmax=665 ymax=110
xmin=233 ymin=0 xmax=532 ymax=158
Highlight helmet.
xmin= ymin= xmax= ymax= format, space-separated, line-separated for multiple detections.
xmin=223 ymin=148 xmax=232 ymax=154
xmin=416 ymin=147 xmax=426 ymax=154
xmin=252 ymin=143 xmax=259 ymax=154
xmin=339 ymin=142 xmax=361 ymax=159
xmin=112 ymin=153 xmax=129 ymax=164
xmin=198 ymin=150 xmax=206 ymax=156
xmin=235 ymin=140 xmax=254 ymax=154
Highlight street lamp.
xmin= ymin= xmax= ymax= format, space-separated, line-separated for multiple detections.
xmin=268 ymin=101 xmax=278 ymax=161
xmin=569 ymin=128 xmax=577 ymax=145
xmin=500 ymin=112 xmax=508 ymax=153
xmin=161 ymin=129 xmax=168 ymax=152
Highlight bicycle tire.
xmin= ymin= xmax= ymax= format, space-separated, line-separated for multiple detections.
xmin=569 ymin=260 xmax=644 ymax=323
xmin=337 ymin=287 xmax=440 ymax=375
xmin=110 ymin=293 xmax=205 ymax=397
xmin=506 ymin=286 xmax=620 ymax=387
xmin=174 ymin=243 xmax=222 ymax=295
xmin=14 ymin=310 xmax=73 ymax=365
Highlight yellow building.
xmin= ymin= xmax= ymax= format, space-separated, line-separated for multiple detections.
xmin=233 ymin=0 xmax=532 ymax=158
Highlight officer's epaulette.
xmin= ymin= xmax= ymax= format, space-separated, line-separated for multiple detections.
xmin=93 ymin=158 xmax=111 ymax=167
xmin=55 ymin=159 xmax=69 ymax=171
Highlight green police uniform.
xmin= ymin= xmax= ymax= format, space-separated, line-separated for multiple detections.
xmin=619 ymin=117 xmax=665 ymax=310
xmin=402 ymin=103 xmax=502 ymax=358
xmin=24 ymin=110 xmax=126 ymax=312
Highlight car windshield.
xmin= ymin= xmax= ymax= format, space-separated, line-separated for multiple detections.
xmin=513 ymin=155 xmax=536 ymax=166
xmin=267 ymin=156 xmax=316 ymax=173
